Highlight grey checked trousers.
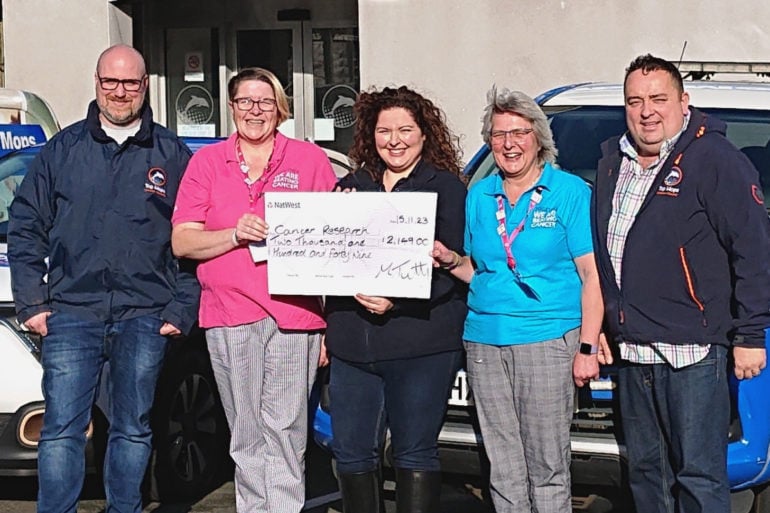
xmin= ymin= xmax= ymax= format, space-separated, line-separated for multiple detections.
xmin=207 ymin=317 xmax=321 ymax=513
xmin=464 ymin=327 xmax=579 ymax=513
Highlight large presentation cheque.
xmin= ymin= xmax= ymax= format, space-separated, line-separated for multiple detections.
xmin=264 ymin=191 xmax=438 ymax=299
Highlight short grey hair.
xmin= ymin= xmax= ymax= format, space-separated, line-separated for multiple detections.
xmin=481 ymin=86 xmax=558 ymax=165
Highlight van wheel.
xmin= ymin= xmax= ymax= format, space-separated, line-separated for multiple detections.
xmin=149 ymin=344 xmax=231 ymax=503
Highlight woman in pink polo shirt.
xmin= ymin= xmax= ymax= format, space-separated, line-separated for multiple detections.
xmin=171 ymin=67 xmax=337 ymax=513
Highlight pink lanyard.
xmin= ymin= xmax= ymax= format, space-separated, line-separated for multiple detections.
xmin=236 ymin=138 xmax=272 ymax=208
xmin=496 ymin=187 xmax=543 ymax=274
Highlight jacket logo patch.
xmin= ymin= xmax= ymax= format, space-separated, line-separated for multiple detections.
xmin=145 ymin=167 xmax=168 ymax=198
xmin=272 ymin=170 xmax=300 ymax=190
xmin=657 ymin=166 xmax=682 ymax=197
xmin=751 ymin=184 xmax=765 ymax=205
xmin=531 ymin=209 xmax=557 ymax=228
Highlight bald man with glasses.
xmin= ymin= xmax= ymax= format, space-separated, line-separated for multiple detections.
xmin=8 ymin=44 xmax=200 ymax=513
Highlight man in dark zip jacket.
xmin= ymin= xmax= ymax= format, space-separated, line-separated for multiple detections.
xmin=7 ymin=45 xmax=200 ymax=513
xmin=592 ymin=54 xmax=770 ymax=513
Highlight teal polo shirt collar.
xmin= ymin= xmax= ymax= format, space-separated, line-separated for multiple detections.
xmin=481 ymin=161 xmax=557 ymax=199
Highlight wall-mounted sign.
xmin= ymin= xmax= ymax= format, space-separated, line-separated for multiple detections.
xmin=175 ymin=85 xmax=214 ymax=126
xmin=321 ymin=85 xmax=358 ymax=129
xmin=178 ymin=124 xmax=216 ymax=137
xmin=184 ymin=51 xmax=204 ymax=82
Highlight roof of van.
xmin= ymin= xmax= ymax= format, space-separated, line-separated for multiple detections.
xmin=0 ymin=89 xmax=38 ymax=110
xmin=0 ymin=88 xmax=60 ymax=140
xmin=539 ymin=81 xmax=770 ymax=110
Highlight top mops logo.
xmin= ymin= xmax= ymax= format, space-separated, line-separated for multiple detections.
xmin=145 ymin=167 xmax=168 ymax=197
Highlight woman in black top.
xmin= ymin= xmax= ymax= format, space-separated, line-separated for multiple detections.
xmin=325 ymin=86 xmax=467 ymax=513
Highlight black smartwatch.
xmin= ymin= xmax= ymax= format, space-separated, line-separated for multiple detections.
xmin=579 ymin=342 xmax=599 ymax=355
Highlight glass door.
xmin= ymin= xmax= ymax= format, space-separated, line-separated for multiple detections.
xmin=310 ymin=27 xmax=359 ymax=154
xmin=164 ymin=27 xmax=221 ymax=138
xmin=236 ymin=23 xmax=359 ymax=154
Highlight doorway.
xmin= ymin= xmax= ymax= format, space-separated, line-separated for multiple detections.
xmin=152 ymin=2 xmax=359 ymax=154
xmin=237 ymin=19 xmax=359 ymax=154
xmin=164 ymin=27 xmax=222 ymax=139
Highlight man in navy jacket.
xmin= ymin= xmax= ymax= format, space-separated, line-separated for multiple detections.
xmin=592 ymin=54 xmax=770 ymax=513
xmin=8 ymin=45 xmax=199 ymax=513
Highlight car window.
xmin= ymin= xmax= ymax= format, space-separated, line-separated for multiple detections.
xmin=546 ymin=106 xmax=627 ymax=183
xmin=466 ymin=149 xmax=494 ymax=189
xmin=467 ymin=105 xmax=770 ymax=210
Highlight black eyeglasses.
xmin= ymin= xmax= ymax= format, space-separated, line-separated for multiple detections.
xmin=231 ymin=97 xmax=277 ymax=112
xmin=97 ymin=75 xmax=146 ymax=92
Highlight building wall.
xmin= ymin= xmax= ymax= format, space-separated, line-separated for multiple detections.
xmin=359 ymin=0 xmax=770 ymax=158
xmin=2 ymin=0 xmax=357 ymax=129
xmin=3 ymin=0 xmax=769 ymax=156
xmin=2 ymin=0 xmax=130 ymax=127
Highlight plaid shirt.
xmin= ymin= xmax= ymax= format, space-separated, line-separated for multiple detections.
xmin=608 ymin=114 xmax=710 ymax=368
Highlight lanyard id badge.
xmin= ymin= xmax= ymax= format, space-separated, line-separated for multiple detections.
xmin=496 ymin=186 xmax=543 ymax=300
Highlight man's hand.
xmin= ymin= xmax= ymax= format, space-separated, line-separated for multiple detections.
xmin=318 ymin=336 xmax=329 ymax=368
xmin=24 ymin=311 xmax=52 ymax=336
xmin=733 ymin=346 xmax=766 ymax=380
xmin=160 ymin=322 xmax=181 ymax=336
xmin=573 ymin=352 xmax=600 ymax=387
xmin=597 ymin=333 xmax=613 ymax=365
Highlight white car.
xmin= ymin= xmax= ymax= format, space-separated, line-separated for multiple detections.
xmin=0 ymin=88 xmax=60 ymax=476
xmin=0 ymin=143 xmax=233 ymax=502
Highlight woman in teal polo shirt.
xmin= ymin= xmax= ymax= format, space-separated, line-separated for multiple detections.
xmin=433 ymin=87 xmax=605 ymax=513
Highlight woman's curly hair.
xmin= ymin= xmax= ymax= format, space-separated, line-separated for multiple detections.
xmin=349 ymin=86 xmax=463 ymax=181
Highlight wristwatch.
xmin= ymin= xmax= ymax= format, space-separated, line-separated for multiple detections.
xmin=579 ymin=342 xmax=599 ymax=355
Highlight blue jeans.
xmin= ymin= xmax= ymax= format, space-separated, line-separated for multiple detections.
xmin=329 ymin=350 xmax=462 ymax=474
xmin=38 ymin=311 xmax=169 ymax=513
xmin=618 ymin=344 xmax=730 ymax=513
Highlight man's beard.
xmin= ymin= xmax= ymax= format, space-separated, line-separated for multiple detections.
xmin=99 ymin=98 xmax=141 ymax=126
